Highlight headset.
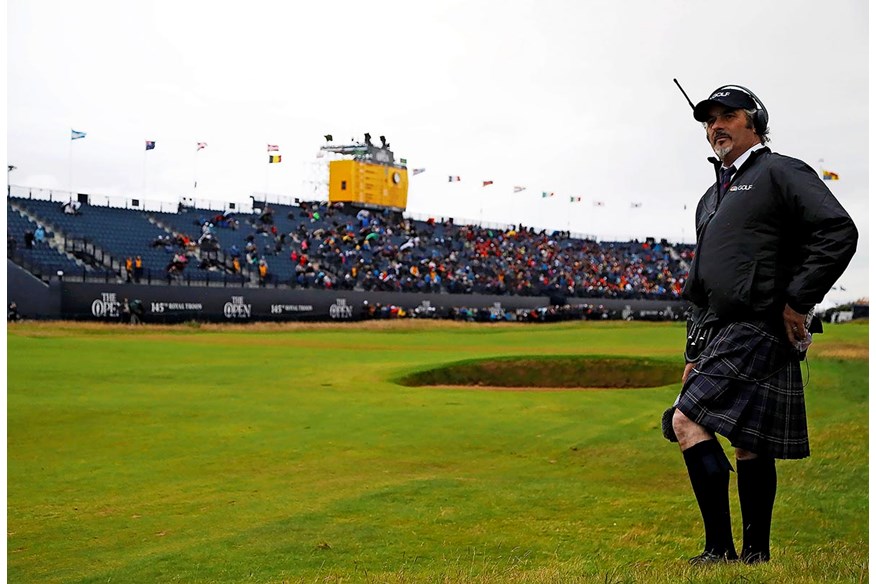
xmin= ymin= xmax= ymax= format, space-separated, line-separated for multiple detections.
xmin=674 ymin=79 xmax=769 ymax=135
xmin=712 ymin=84 xmax=769 ymax=135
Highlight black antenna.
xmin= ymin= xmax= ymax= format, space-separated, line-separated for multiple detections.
xmin=673 ymin=78 xmax=696 ymax=110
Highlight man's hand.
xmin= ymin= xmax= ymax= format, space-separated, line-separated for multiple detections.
xmin=682 ymin=362 xmax=696 ymax=384
xmin=783 ymin=303 xmax=808 ymax=346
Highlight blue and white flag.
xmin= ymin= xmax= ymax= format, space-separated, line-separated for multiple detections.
xmin=71 ymin=129 xmax=87 ymax=140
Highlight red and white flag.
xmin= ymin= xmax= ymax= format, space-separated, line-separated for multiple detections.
xmin=482 ymin=180 xmax=494 ymax=187
xmin=197 ymin=142 xmax=207 ymax=150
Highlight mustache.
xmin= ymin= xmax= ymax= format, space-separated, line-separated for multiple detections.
xmin=711 ymin=131 xmax=730 ymax=144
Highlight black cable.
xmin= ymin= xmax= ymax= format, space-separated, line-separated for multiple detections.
xmin=801 ymin=355 xmax=811 ymax=387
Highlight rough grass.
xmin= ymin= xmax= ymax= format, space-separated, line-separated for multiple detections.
xmin=307 ymin=543 xmax=870 ymax=583
xmin=6 ymin=320 xmax=868 ymax=583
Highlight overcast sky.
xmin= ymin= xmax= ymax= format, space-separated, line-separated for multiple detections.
xmin=6 ymin=0 xmax=869 ymax=304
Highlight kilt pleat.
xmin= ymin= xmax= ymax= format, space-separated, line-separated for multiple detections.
xmin=677 ymin=320 xmax=809 ymax=459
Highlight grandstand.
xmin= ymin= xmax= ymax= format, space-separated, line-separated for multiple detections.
xmin=7 ymin=188 xmax=694 ymax=322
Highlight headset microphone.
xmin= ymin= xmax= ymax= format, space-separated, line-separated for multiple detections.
xmin=673 ymin=78 xmax=696 ymax=111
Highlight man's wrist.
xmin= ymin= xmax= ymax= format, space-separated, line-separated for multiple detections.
xmin=786 ymin=300 xmax=812 ymax=315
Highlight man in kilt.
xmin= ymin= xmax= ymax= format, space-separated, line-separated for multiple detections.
xmin=671 ymin=85 xmax=857 ymax=565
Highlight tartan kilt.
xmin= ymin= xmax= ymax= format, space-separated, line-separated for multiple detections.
xmin=677 ymin=320 xmax=809 ymax=459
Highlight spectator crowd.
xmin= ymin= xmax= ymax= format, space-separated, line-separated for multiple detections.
xmin=226 ymin=201 xmax=692 ymax=301
xmin=10 ymin=196 xmax=693 ymax=302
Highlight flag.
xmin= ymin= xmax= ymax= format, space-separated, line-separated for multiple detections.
xmin=570 ymin=196 xmax=582 ymax=203
xmin=542 ymin=191 xmax=554 ymax=198
xmin=513 ymin=186 xmax=526 ymax=193
xmin=412 ymin=168 xmax=426 ymax=176
xmin=267 ymin=144 xmax=279 ymax=152
xmin=400 ymin=158 xmax=407 ymax=165
xmin=71 ymin=129 xmax=87 ymax=140
xmin=269 ymin=155 xmax=282 ymax=163
xmin=197 ymin=142 xmax=207 ymax=150
xmin=448 ymin=176 xmax=461 ymax=182
xmin=630 ymin=202 xmax=642 ymax=208
xmin=145 ymin=140 xmax=156 ymax=151
xmin=593 ymin=201 xmax=605 ymax=207
xmin=482 ymin=180 xmax=494 ymax=187
xmin=822 ymin=169 xmax=839 ymax=181
xmin=324 ymin=134 xmax=333 ymax=142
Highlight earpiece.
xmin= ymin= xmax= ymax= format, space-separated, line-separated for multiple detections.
xmin=714 ymin=84 xmax=769 ymax=134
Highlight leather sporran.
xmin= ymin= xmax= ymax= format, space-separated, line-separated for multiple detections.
xmin=662 ymin=405 xmax=678 ymax=442
xmin=661 ymin=314 xmax=716 ymax=443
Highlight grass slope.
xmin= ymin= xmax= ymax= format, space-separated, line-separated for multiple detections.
xmin=7 ymin=321 xmax=868 ymax=583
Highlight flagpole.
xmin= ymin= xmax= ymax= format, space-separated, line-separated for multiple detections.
xmin=566 ymin=195 xmax=574 ymax=231
xmin=69 ymin=134 xmax=73 ymax=198
xmin=682 ymin=202 xmax=689 ymax=244
xmin=193 ymin=148 xmax=198 ymax=200
xmin=509 ymin=186 xmax=516 ymax=229
xmin=592 ymin=203 xmax=599 ymax=238
xmin=143 ymin=146 xmax=147 ymax=200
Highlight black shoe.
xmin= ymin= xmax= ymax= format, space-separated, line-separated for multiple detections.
xmin=688 ymin=550 xmax=739 ymax=565
xmin=741 ymin=550 xmax=770 ymax=565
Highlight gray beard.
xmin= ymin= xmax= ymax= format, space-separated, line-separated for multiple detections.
xmin=713 ymin=144 xmax=732 ymax=160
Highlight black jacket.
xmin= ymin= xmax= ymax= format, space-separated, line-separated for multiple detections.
xmin=683 ymin=147 xmax=857 ymax=321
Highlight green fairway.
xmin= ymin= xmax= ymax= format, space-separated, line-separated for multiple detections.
xmin=7 ymin=320 xmax=868 ymax=583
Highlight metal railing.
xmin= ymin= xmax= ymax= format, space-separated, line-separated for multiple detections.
xmin=8 ymin=185 xmax=257 ymax=214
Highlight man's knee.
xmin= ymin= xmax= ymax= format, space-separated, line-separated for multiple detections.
xmin=735 ymin=448 xmax=758 ymax=460
xmin=672 ymin=408 xmax=713 ymax=448
xmin=672 ymin=408 xmax=694 ymax=435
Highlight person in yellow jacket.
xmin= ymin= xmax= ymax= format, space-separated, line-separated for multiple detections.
xmin=258 ymin=259 xmax=268 ymax=287
xmin=134 ymin=256 xmax=144 ymax=283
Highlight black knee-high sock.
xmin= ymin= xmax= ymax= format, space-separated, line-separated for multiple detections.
xmin=737 ymin=456 xmax=776 ymax=559
xmin=682 ymin=440 xmax=736 ymax=556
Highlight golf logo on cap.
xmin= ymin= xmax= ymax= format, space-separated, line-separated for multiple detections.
xmin=711 ymin=91 xmax=731 ymax=98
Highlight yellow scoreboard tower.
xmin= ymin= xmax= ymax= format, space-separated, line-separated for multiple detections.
xmin=324 ymin=134 xmax=408 ymax=211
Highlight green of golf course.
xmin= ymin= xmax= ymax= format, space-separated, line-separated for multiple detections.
xmin=7 ymin=320 xmax=868 ymax=583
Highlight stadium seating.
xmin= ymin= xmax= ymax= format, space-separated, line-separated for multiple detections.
xmin=7 ymin=204 xmax=99 ymax=279
xmin=8 ymin=194 xmax=691 ymax=299
xmin=11 ymin=198 xmax=246 ymax=284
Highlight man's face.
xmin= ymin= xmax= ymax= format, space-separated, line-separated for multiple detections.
xmin=703 ymin=105 xmax=761 ymax=164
